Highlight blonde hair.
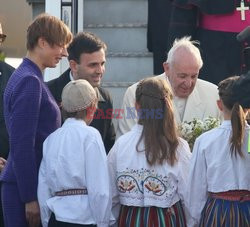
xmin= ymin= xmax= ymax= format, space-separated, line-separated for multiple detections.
xmin=26 ymin=13 xmax=72 ymax=50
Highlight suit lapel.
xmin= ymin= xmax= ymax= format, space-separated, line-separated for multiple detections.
xmin=173 ymin=103 xmax=181 ymax=124
xmin=182 ymin=86 xmax=205 ymax=122
xmin=56 ymin=68 xmax=71 ymax=101
xmin=164 ymin=75 xmax=183 ymax=124
xmin=60 ymin=68 xmax=71 ymax=87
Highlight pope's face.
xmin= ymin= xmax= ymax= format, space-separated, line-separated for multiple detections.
xmin=163 ymin=51 xmax=200 ymax=98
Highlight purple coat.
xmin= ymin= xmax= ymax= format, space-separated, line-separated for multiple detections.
xmin=1 ymin=58 xmax=61 ymax=203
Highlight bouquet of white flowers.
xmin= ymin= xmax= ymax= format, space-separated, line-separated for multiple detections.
xmin=178 ymin=116 xmax=220 ymax=150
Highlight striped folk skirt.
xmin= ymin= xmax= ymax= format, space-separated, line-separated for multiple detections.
xmin=118 ymin=201 xmax=186 ymax=227
xmin=199 ymin=195 xmax=250 ymax=227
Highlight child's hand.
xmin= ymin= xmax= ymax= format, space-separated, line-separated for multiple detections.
xmin=0 ymin=157 xmax=7 ymax=171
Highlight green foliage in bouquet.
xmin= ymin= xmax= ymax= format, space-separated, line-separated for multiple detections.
xmin=178 ymin=117 xmax=220 ymax=150
xmin=0 ymin=50 xmax=5 ymax=61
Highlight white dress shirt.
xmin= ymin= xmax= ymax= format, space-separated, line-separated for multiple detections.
xmin=186 ymin=120 xmax=250 ymax=226
xmin=38 ymin=118 xmax=111 ymax=227
xmin=108 ymin=124 xmax=192 ymax=223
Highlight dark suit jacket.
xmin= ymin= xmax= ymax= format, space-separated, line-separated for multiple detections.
xmin=47 ymin=68 xmax=116 ymax=153
xmin=147 ymin=0 xmax=172 ymax=53
xmin=0 ymin=61 xmax=14 ymax=159
xmin=147 ymin=0 xmax=173 ymax=74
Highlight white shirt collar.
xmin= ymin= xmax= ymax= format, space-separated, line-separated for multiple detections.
xmin=69 ymin=70 xmax=74 ymax=81
xmin=131 ymin=123 xmax=143 ymax=133
xmin=220 ymin=120 xmax=250 ymax=129
xmin=63 ymin=117 xmax=87 ymax=127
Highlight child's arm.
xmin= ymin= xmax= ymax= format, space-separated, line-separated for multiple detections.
xmin=85 ymin=132 xmax=111 ymax=227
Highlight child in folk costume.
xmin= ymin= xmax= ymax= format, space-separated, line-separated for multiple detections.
xmin=108 ymin=77 xmax=191 ymax=226
xmin=186 ymin=74 xmax=250 ymax=226
xmin=38 ymin=80 xmax=111 ymax=227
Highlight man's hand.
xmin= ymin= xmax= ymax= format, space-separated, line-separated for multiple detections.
xmin=0 ymin=157 xmax=6 ymax=171
xmin=25 ymin=200 xmax=41 ymax=227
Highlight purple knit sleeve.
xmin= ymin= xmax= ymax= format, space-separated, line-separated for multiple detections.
xmin=10 ymin=76 xmax=42 ymax=202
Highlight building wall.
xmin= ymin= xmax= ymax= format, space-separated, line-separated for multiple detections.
xmin=0 ymin=0 xmax=32 ymax=58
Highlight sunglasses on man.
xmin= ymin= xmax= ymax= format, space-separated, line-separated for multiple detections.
xmin=0 ymin=34 xmax=6 ymax=43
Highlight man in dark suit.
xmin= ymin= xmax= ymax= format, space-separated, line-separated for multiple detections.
xmin=0 ymin=62 xmax=13 ymax=158
xmin=48 ymin=32 xmax=115 ymax=153
xmin=0 ymin=58 xmax=14 ymax=160
xmin=0 ymin=22 xmax=14 ymax=227
xmin=147 ymin=0 xmax=172 ymax=75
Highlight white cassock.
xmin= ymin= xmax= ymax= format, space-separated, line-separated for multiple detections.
xmin=116 ymin=73 xmax=222 ymax=139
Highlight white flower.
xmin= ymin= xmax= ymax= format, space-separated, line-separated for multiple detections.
xmin=178 ymin=117 xmax=220 ymax=150
xmin=180 ymin=123 xmax=192 ymax=135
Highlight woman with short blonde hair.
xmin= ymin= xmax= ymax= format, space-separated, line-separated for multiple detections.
xmin=1 ymin=13 xmax=72 ymax=227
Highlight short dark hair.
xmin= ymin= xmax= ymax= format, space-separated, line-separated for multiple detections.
xmin=62 ymin=109 xmax=87 ymax=121
xmin=26 ymin=13 xmax=72 ymax=51
xmin=67 ymin=31 xmax=107 ymax=63
xmin=218 ymin=74 xmax=250 ymax=158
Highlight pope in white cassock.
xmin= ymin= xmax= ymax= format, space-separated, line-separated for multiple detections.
xmin=116 ymin=36 xmax=221 ymax=139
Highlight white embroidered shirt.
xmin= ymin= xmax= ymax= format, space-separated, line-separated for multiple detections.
xmin=108 ymin=124 xmax=191 ymax=222
xmin=186 ymin=121 xmax=250 ymax=226
xmin=38 ymin=118 xmax=111 ymax=227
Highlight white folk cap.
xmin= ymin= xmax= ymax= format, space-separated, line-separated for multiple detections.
xmin=62 ymin=79 xmax=97 ymax=113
